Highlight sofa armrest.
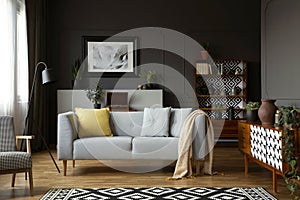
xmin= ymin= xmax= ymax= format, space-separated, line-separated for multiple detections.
xmin=192 ymin=114 xmax=209 ymax=160
xmin=57 ymin=111 xmax=77 ymax=160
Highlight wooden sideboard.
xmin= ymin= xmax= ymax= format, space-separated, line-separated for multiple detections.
xmin=238 ymin=120 xmax=299 ymax=192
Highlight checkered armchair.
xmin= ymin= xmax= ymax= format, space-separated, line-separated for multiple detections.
xmin=0 ymin=116 xmax=34 ymax=196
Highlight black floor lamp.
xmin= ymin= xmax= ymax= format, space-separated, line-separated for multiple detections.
xmin=22 ymin=61 xmax=60 ymax=173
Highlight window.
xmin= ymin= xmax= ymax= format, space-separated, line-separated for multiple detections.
xmin=0 ymin=0 xmax=28 ymax=133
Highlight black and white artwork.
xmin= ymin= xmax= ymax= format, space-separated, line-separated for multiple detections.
xmin=87 ymin=41 xmax=134 ymax=73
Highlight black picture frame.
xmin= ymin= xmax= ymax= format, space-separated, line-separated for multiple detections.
xmin=82 ymin=36 xmax=138 ymax=77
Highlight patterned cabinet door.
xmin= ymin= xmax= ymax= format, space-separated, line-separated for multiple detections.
xmin=266 ymin=129 xmax=282 ymax=171
xmin=250 ymin=125 xmax=267 ymax=163
xmin=250 ymin=125 xmax=283 ymax=172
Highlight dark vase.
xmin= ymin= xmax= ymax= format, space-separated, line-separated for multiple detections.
xmin=94 ymin=103 xmax=101 ymax=109
xmin=258 ymin=99 xmax=277 ymax=126
xmin=246 ymin=110 xmax=258 ymax=123
xmin=228 ymin=107 xmax=235 ymax=120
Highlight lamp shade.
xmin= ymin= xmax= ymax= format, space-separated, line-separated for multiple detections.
xmin=42 ymin=68 xmax=55 ymax=84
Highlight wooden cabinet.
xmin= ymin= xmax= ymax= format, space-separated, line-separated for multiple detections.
xmin=238 ymin=121 xmax=299 ymax=192
xmin=195 ymin=60 xmax=247 ymax=138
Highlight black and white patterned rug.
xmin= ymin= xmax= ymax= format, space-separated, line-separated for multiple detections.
xmin=40 ymin=187 xmax=277 ymax=200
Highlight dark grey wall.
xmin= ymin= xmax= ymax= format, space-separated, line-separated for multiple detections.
xmin=47 ymin=0 xmax=261 ymax=143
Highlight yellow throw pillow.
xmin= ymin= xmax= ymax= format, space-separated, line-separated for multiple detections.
xmin=75 ymin=107 xmax=113 ymax=138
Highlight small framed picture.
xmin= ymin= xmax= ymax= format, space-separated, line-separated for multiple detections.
xmin=83 ymin=36 xmax=138 ymax=77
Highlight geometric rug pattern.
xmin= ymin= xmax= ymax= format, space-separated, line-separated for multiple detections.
xmin=40 ymin=187 xmax=277 ymax=200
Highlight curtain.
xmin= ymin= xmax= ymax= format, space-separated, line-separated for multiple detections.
xmin=26 ymin=0 xmax=51 ymax=151
xmin=0 ymin=0 xmax=29 ymax=135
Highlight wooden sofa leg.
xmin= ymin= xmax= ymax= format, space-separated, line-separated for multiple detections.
xmin=196 ymin=160 xmax=201 ymax=175
xmin=11 ymin=173 xmax=16 ymax=187
xmin=73 ymin=160 xmax=75 ymax=168
xmin=28 ymin=169 xmax=34 ymax=196
xmin=63 ymin=160 xmax=67 ymax=176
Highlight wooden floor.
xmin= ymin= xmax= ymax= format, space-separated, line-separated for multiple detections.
xmin=0 ymin=144 xmax=297 ymax=199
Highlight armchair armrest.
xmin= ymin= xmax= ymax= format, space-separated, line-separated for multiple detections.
xmin=15 ymin=135 xmax=35 ymax=153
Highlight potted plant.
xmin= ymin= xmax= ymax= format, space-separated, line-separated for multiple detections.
xmin=245 ymin=102 xmax=260 ymax=123
xmin=85 ymin=82 xmax=104 ymax=109
xmin=72 ymin=58 xmax=81 ymax=87
xmin=139 ymin=70 xmax=156 ymax=89
xmin=276 ymin=106 xmax=300 ymax=195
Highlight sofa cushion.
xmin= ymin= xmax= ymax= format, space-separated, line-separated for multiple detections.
xmin=73 ymin=136 xmax=133 ymax=160
xmin=140 ymin=107 xmax=171 ymax=137
xmin=132 ymin=137 xmax=178 ymax=160
xmin=110 ymin=112 xmax=144 ymax=137
xmin=75 ymin=108 xmax=113 ymax=138
xmin=170 ymin=108 xmax=193 ymax=137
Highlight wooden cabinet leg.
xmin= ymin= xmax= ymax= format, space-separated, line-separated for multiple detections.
xmin=272 ymin=170 xmax=277 ymax=193
xmin=63 ymin=160 xmax=67 ymax=176
xmin=244 ymin=154 xmax=249 ymax=175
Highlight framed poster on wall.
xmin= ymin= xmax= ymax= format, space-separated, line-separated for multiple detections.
xmin=83 ymin=36 xmax=138 ymax=77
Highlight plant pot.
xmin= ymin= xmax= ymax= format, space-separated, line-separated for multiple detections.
xmin=228 ymin=107 xmax=235 ymax=120
xmin=246 ymin=110 xmax=258 ymax=123
xmin=258 ymin=99 xmax=277 ymax=126
xmin=94 ymin=103 xmax=101 ymax=109
xmin=142 ymin=83 xmax=154 ymax=89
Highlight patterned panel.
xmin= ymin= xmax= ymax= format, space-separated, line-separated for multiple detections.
xmin=215 ymin=60 xmax=244 ymax=75
xmin=250 ymin=125 xmax=267 ymax=163
xmin=196 ymin=75 xmax=243 ymax=95
xmin=266 ymin=129 xmax=282 ymax=171
xmin=195 ymin=60 xmax=246 ymax=119
xmin=250 ymin=125 xmax=283 ymax=172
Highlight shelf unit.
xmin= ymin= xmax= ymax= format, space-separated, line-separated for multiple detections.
xmin=195 ymin=59 xmax=247 ymax=138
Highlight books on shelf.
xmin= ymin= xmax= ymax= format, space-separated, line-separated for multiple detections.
xmin=196 ymin=63 xmax=212 ymax=74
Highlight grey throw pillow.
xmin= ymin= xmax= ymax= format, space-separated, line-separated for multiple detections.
xmin=170 ymin=108 xmax=193 ymax=137
xmin=140 ymin=107 xmax=171 ymax=137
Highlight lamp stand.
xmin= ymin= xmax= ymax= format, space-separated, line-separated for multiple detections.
xmin=22 ymin=62 xmax=60 ymax=173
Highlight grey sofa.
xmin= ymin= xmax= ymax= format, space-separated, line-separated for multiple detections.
xmin=57 ymin=109 xmax=207 ymax=176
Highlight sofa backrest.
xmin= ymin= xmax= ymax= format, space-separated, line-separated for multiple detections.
xmin=109 ymin=108 xmax=193 ymax=137
xmin=110 ymin=112 xmax=144 ymax=137
xmin=169 ymin=108 xmax=193 ymax=137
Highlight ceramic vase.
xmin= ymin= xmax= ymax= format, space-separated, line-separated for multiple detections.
xmin=94 ymin=103 xmax=101 ymax=109
xmin=246 ymin=110 xmax=258 ymax=123
xmin=258 ymin=99 xmax=277 ymax=126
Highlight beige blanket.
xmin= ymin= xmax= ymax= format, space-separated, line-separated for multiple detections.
xmin=170 ymin=109 xmax=214 ymax=179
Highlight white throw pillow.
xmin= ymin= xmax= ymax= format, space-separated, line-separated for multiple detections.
xmin=170 ymin=108 xmax=193 ymax=137
xmin=140 ymin=107 xmax=171 ymax=137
